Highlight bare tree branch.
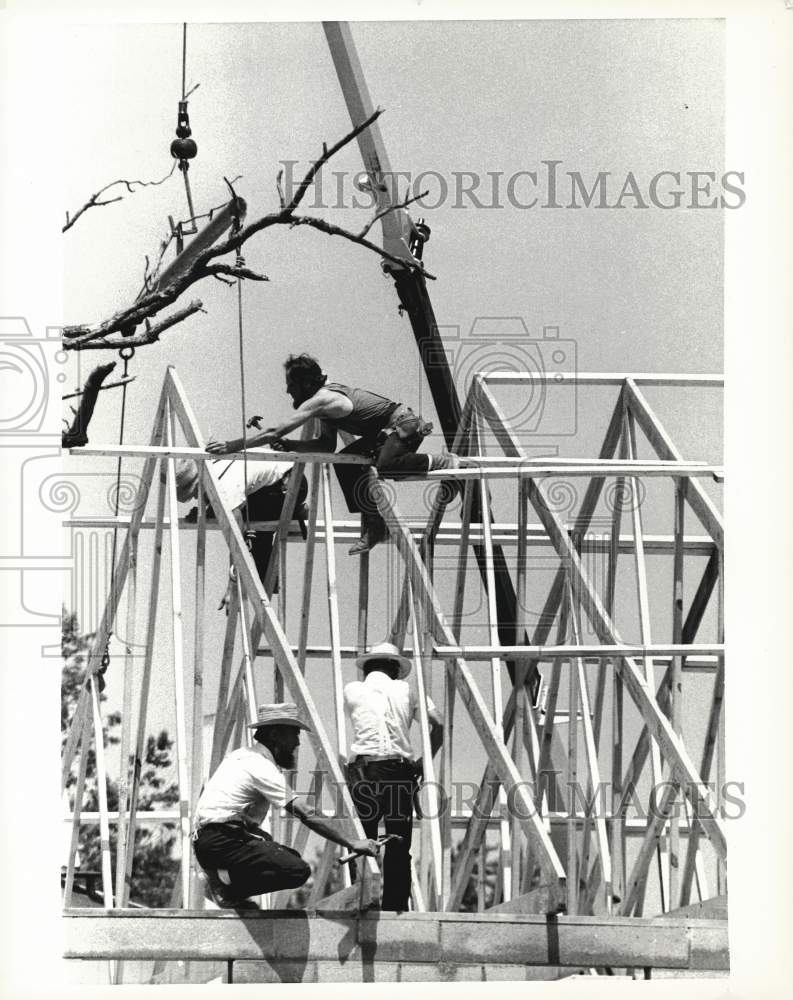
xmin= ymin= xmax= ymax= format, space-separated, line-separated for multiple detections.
xmin=287 ymin=214 xmax=436 ymax=280
xmin=63 ymin=162 xmax=177 ymax=233
xmin=286 ymin=107 xmax=385 ymax=212
xmin=67 ymin=301 xmax=205 ymax=350
xmin=357 ymin=190 xmax=429 ymax=241
xmin=63 ymin=108 xmax=433 ymax=351
xmin=201 ymin=263 xmax=269 ymax=282
xmin=62 ymin=375 xmax=136 ymax=401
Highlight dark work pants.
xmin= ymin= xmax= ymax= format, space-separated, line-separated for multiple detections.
xmin=207 ymin=476 xmax=308 ymax=593
xmin=334 ymin=432 xmax=430 ymax=542
xmin=349 ymin=759 xmax=416 ymax=911
xmin=244 ymin=476 xmax=308 ymax=585
xmin=193 ymin=822 xmax=310 ymax=900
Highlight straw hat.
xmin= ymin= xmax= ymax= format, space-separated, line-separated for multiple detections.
xmin=246 ymin=702 xmax=312 ymax=731
xmin=356 ymin=641 xmax=412 ymax=680
xmin=175 ymin=460 xmax=200 ymax=502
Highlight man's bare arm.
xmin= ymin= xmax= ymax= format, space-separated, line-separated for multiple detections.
xmin=428 ymin=705 xmax=444 ymax=757
xmin=285 ymin=797 xmax=377 ymax=855
xmin=207 ymin=389 xmax=346 ymax=454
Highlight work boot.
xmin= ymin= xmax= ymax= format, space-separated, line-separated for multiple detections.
xmin=200 ymin=869 xmax=260 ymax=911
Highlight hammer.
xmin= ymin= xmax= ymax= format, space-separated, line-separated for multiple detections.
xmin=338 ymin=834 xmax=402 ymax=865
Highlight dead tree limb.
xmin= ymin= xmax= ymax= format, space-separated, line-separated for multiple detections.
xmin=68 ymin=301 xmax=206 ymax=351
xmin=63 ymin=163 xmax=177 ymax=233
xmin=63 ymin=108 xmax=431 ymax=351
xmin=62 ymin=362 xmax=117 ymax=447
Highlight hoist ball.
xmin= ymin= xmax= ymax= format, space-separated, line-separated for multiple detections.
xmin=170 ymin=137 xmax=198 ymax=160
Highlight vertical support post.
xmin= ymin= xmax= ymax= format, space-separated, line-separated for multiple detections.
xmin=210 ymin=585 xmax=240 ymax=776
xmin=625 ymin=409 xmax=669 ymax=912
xmin=298 ymin=466 xmax=321 ymax=671
xmin=189 ymin=468 xmax=207 ymax=908
xmin=568 ymin=588 xmax=613 ymax=914
xmin=164 ymin=401 xmax=192 ymax=907
xmin=475 ymin=414 xmax=511 ymax=902
xmin=408 ymin=584 xmax=443 ymax=909
xmin=511 ymin=478 xmax=530 ymax=898
xmin=63 ymin=716 xmax=89 ymax=908
xmin=565 ymin=582 xmax=579 ymax=917
xmin=321 ymin=464 xmax=346 ymax=758
xmin=669 ymin=481 xmax=685 ymax=910
xmin=114 ymin=531 xmax=138 ymax=908
xmin=90 ymin=675 xmax=114 ymax=908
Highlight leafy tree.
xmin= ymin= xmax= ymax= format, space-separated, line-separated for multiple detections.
xmin=62 ymin=609 xmax=180 ymax=907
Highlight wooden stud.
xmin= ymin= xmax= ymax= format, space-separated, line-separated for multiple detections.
xmin=209 ymin=584 xmax=240 ymax=776
xmin=298 ymin=464 xmax=321 ymax=672
xmin=90 ymin=675 xmax=114 ymax=908
xmin=63 ymin=715 xmax=89 ymax=908
xmin=669 ymin=482 xmax=685 ymax=910
xmin=625 ymin=409 xmax=669 ymax=911
xmin=164 ymin=400 xmax=193 ymax=906
xmin=114 ymin=530 xmax=138 ymax=909
xmin=321 ymin=463 xmax=346 ymax=759
xmin=408 ymin=584 xmax=443 ymax=909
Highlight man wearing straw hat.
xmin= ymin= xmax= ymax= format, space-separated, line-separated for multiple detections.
xmin=344 ymin=642 xmax=444 ymax=912
xmin=192 ymin=702 xmax=378 ymax=910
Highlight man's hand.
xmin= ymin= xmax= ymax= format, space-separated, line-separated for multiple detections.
xmin=347 ymin=838 xmax=379 ymax=859
xmin=206 ymin=436 xmax=232 ymax=455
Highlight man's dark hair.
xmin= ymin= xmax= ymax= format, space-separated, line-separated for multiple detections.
xmin=363 ymin=658 xmax=399 ymax=681
xmin=284 ymin=354 xmax=326 ymax=392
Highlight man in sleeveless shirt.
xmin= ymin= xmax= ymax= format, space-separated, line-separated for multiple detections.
xmin=207 ymin=353 xmax=464 ymax=554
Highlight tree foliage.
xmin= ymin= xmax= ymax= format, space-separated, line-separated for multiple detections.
xmin=62 ymin=609 xmax=180 ymax=907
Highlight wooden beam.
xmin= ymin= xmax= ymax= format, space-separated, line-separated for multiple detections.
xmin=424 ymin=463 xmax=723 ymax=481
xmin=433 ymin=643 xmax=723 ymax=660
xmin=63 ymin=909 xmax=729 ymax=971
xmin=482 ymin=372 xmax=723 ymax=388
xmin=164 ymin=401 xmax=193 ymax=906
xmin=71 ymin=444 xmax=371 ymax=466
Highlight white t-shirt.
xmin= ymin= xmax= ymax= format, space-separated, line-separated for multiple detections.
xmin=193 ymin=743 xmax=295 ymax=830
xmin=212 ymin=447 xmax=294 ymax=512
xmin=344 ymin=670 xmax=437 ymax=760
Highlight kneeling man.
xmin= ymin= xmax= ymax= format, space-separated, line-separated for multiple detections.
xmin=192 ymin=702 xmax=377 ymax=909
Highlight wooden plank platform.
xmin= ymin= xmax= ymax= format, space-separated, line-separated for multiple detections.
xmin=64 ymin=909 xmax=729 ymax=975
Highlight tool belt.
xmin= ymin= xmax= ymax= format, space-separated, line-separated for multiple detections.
xmin=380 ymin=406 xmax=433 ymax=445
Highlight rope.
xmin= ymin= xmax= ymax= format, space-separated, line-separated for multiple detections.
xmin=181 ymin=23 xmax=187 ymax=101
